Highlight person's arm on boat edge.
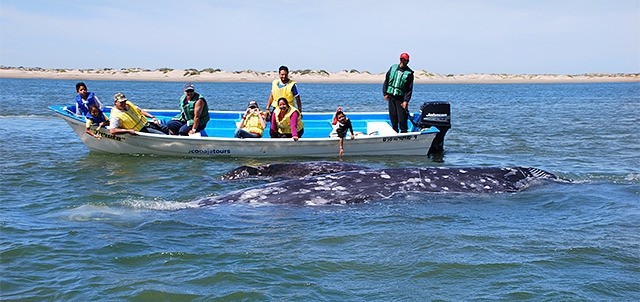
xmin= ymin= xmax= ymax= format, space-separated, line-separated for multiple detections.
xmin=347 ymin=119 xmax=355 ymax=140
xmin=109 ymin=128 xmax=137 ymax=135
xmin=110 ymin=128 xmax=137 ymax=135
xmin=290 ymin=111 xmax=300 ymax=141
xmin=85 ymin=119 xmax=101 ymax=140
xmin=189 ymin=99 xmax=204 ymax=135
xmin=270 ymin=110 xmax=278 ymax=136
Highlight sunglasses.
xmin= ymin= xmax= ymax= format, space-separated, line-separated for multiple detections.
xmin=185 ymin=90 xmax=195 ymax=93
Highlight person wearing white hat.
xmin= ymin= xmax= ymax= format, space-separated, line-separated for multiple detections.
xmin=235 ymin=100 xmax=266 ymax=138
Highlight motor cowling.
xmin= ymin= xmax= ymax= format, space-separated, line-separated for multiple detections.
xmin=415 ymin=101 xmax=451 ymax=155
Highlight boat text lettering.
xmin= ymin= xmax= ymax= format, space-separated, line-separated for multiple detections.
xmin=188 ymin=149 xmax=231 ymax=155
xmin=382 ymin=135 xmax=418 ymax=142
xmin=96 ymin=132 xmax=124 ymax=141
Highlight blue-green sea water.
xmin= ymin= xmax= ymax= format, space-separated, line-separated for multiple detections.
xmin=1 ymin=78 xmax=639 ymax=301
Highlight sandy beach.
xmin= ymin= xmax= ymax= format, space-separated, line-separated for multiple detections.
xmin=0 ymin=66 xmax=638 ymax=84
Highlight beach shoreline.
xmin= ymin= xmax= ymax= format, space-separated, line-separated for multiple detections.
xmin=1 ymin=66 xmax=638 ymax=84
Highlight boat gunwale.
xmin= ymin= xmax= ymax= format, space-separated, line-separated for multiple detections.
xmin=49 ymin=104 xmax=440 ymax=142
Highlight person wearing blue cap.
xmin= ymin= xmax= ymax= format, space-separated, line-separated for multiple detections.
xmin=167 ymin=83 xmax=210 ymax=135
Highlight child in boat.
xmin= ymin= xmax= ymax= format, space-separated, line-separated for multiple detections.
xmin=85 ymin=104 xmax=109 ymax=139
xmin=235 ymin=100 xmax=266 ymax=138
xmin=74 ymin=82 xmax=104 ymax=116
xmin=329 ymin=106 xmax=343 ymax=137
xmin=334 ymin=110 xmax=355 ymax=157
xmin=331 ymin=106 xmax=343 ymax=126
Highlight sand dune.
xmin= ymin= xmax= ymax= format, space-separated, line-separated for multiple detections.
xmin=1 ymin=66 xmax=637 ymax=84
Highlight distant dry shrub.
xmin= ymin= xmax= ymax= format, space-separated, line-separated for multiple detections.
xmin=420 ymin=70 xmax=436 ymax=77
xmin=122 ymin=68 xmax=142 ymax=73
xmin=201 ymin=68 xmax=221 ymax=73
xmin=233 ymin=70 xmax=257 ymax=75
xmin=184 ymin=69 xmax=200 ymax=76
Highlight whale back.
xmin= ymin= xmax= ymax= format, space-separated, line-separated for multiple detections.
xmin=202 ymin=165 xmax=562 ymax=206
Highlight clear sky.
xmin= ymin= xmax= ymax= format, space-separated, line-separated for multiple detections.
xmin=1 ymin=0 xmax=638 ymax=74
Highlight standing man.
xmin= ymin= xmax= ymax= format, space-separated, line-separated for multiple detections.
xmin=264 ymin=66 xmax=302 ymax=117
xmin=382 ymin=52 xmax=414 ymax=133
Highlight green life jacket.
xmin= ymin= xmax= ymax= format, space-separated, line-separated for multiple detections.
xmin=176 ymin=93 xmax=210 ymax=126
xmin=386 ymin=64 xmax=413 ymax=96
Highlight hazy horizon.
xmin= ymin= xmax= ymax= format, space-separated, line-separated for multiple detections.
xmin=1 ymin=0 xmax=638 ymax=74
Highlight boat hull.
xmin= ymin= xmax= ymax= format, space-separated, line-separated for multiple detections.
xmin=51 ymin=105 xmax=439 ymax=158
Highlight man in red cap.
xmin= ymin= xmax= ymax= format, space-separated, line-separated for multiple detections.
xmin=382 ymin=52 xmax=414 ymax=133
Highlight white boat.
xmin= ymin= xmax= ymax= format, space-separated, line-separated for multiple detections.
xmin=49 ymin=103 xmax=449 ymax=158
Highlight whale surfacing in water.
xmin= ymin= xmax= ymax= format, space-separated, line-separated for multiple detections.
xmin=201 ymin=166 xmax=560 ymax=206
xmin=220 ymin=161 xmax=367 ymax=180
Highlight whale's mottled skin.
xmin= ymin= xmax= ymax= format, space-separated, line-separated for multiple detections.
xmin=202 ymin=166 xmax=560 ymax=206
xmin=220 ymin=161 xmax=368 ymax=180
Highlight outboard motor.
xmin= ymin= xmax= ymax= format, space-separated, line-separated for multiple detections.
xmin=415 ymin=101 xmax=451 ymax=155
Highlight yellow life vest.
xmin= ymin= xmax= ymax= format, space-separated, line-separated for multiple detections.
xmin=270 ymin=79 xmax=296 ymax=108
xmin=243 ymin=113 xmax=265 ymax=136
xmin=274 ymin=107 xmax=304 ymax=134
xmin=110 ymin=101 xmax=147 ymax=131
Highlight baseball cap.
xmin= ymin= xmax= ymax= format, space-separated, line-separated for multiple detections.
xmin=183 ymin=83 xmax=195 ymax=91
xmin=113 ymin=92 xmax=128 ymax=103
xmin=400 ymin=53 xmax=410 ymax=61
xmin=247 ymin=100 xmax=258 ymax=108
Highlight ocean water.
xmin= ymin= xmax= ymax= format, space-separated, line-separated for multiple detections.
xmin=0 ymin=78 xmax=639 ymax=301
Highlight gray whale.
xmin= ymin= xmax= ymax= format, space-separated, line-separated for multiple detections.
xmin=201 ymin=165 xmax=561 ymax=206
xmin=220 ymin=161 xmax=367 ymax=180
